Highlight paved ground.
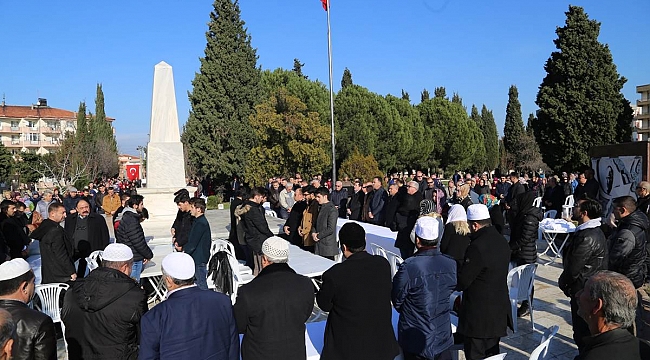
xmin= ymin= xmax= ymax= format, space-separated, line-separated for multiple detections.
xmin=57 ymin=210 xmax=578 ymax=359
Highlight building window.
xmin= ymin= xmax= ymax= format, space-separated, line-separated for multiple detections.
xmin=51 ymin=136 xmax=60 ymax=144
xmin=66 ymin=121 xmax=75 ymax=129
xmin=29 ymin=133 xmax=39 ymax=144
xmin=28 ymin=120 xmax=37 ymax=129
xmin=10 ymin=121 xmax=19 ymax=131
xmin=11 ymin=135 xmax=19 ymax=145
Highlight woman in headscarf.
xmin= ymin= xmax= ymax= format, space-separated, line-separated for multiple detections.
xmin=409 ymin=200 xmax=443 ymax=250
xmin=474 ymin=179 xmax=491 ymax=195
xmin=509 ymin=190 xmax=543 ymax=317
xmin=439 ymin=204 xmax=471 ymax=268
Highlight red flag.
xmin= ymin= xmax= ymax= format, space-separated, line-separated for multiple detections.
xmin=321 ymin=0 xmax=328 ymax=11
xmin=125 ymin=164 xmax=140 ymax=181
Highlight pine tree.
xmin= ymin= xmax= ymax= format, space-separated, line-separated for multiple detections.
xmin=341 ymin=68 xmax=353 ymax=89
xmin=183 ymin=0 xmax=262 ymax=180
xmin=615 ymin=98 xmax=634 ymax=143
xmin=451 ymin=92 xmax=462 ymax=105
xmin=95 ymin=84 xmax=106 ymax=124
xmin=526 ymin=113 xmax=536 ymax=136
xmin=292 ymin=58 xmax=307 ymax=79
xmin=401 ymin=89 xmax=410 ymax=102
xmin=535 ymin=5 xmax=630 ymax=171
xmin=503 ymin=85 xmax=525 ymax=169
xmin=0 ymin=144 xmax=13 ymax=181
xmin=482 ymin=105 xmax=500 ymax=171
xmin=470 ymin=104 xmax=486 ymax=171
xmin=76 ymin=102 xmax=87 ymax=140
xmin=420 ymin=89 xmax=430 ymax=103
xmin=434 ymin=87 xmax=447 ymax=99
xmin=91 ymin=84 xmax=119 ymax=178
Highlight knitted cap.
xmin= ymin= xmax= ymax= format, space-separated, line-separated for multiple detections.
xmin=262 ymin=236 xmax=289 ymax=263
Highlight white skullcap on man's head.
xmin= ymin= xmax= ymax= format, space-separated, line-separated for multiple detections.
xmin=467 ymin=204 xmax=491 ymax=221
xmin=262 ymin=236 xmax=289 ymax=263
xmin=0 ymin=258 xmax=31 ymax=281
xmin=102 ymin=244 xmax=133 ymax=262
xmin=162 ymin=252 xmax=195 ymax=280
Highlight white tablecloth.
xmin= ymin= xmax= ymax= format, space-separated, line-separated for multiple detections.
xmin=336 ymin=219 xmax=399 ymax=254
xmin=539 ymin=218 xmax=576 ymax=232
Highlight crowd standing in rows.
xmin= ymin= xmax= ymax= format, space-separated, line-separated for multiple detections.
xmin=0 ymin=170 xmax=649 ymax=359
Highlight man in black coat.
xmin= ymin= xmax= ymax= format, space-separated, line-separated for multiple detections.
xmin=115 ymin=195 xmax=153 ymax=283
xmin=31 ymin=202 xmax=76 ymax=284
xmin=316 ymin=223 xmax=399 ymax=360
xmin=228 ymin=188 xmax=247 ymax=260
xmin=504 ymin=172 xmax=526 ymax=223
xmin=345 ymin=181 xmax=364 ymax=221
xmin=0 ymin=200 xmax=30 ymax=260
xmin=558 ymin=198 xmax=607 ymax=353
xmin=457 ymin=204 xmax=511 ymax=360
xmin=242 ymin=187 xmax=273 ymax=275
xmin=368 ymin=177 xmax=387 ymax=225
xmin=282 ymin=188 xmax=308 ymax=247
xmin=394 ymin=182 xmax=423 ymax=259
xmin=234 ymin=236 xmax=314 ymax=360
xmin=383 ymin=183 xmax=400 ymax=231
xmin=542 ymin=177 xmax=565 ymax=217
xmin=0 ymin=259 xmax=57 ymax=360
xmin=171 ymin=189 xmax=193 ymax=251
xmin=64 ymin=199 xmax=110 ymax=278
xmin=62 ymin=243 xmax=147 ymax=360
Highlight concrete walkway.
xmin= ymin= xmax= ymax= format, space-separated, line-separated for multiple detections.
xmin=57 ymin=210 xmax=578 ymax=359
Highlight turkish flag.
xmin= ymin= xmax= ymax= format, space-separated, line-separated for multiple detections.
xmin=321 ymin=0 xmax=328 ymax=11
xmin=126 ymin=164 xmax=140 ymax=181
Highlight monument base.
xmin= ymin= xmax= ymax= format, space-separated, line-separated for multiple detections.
xmin=139 ymin=186 xmax=196 ymax=240
xmin=146 ymin=142 xmax=186 ymax=189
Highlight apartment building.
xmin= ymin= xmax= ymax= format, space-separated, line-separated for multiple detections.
xmin=634 ymin=84 xmax=650 ymax=141
xmin=0 ymin=98 xmax=114 ymax=155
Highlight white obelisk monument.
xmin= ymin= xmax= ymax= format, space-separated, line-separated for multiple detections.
xmin=140 ymin=61 xmax=191 ymax=222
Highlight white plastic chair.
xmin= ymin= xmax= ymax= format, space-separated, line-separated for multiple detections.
xmin=34 ymin=283 xmax=69 ymax=352
xmin=529 ymin=325 xmax=559 ymax=360
xmin=371 ymin=244 xmax=389 ymax=260
xmin=385 ymin=250 xmax=404 ymax=278
xmin=86 ymin=250 xmax=103 ymax=273
xmin=562 ymin=195 xmax=574 ymax=219
xmin=563 ymin=195 xmax=574 ymax=207
xmin=208 ymin=240 xmax=254 ymax=304
xmin=532 ymin=197 xmax=542 ymax=208
xmin=483 ymin=354 xmax=507 ymax=360
xmin=507 ymin=264 xmax=537 ymax=333
xmin=543 ymin=210 xmax=557 ymax=219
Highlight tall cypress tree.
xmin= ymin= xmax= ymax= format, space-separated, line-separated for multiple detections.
xmin=76 ymin=102 xmax=87 ymax=139
xmin=535 ymin=5 xmax=629 ymax=171
xmin=470 ymin=104 xmax=486 ymax=171
xmin=91 ymin=84 xmax=118 ymax=178
xmin=401 ymin=89 xmax=410 ymax=102
xmin=292 ymin=58 xmax=307 ymax=79
xmin=526 ymin=113 xmax=536 ymax=136
xmin=420 ymin=89 xmax=430 ymax=103
xmin=183 ymin=0 xmax=262 ymax=180
xmin=434 ymin=87 xmax=447 ymax=99
xmin=481 ymin=105 xmax=499 ymax=171
xmin=503 ymin=85 xmax=525 ymax=168
xmin=341 ymin=68 xmax=353 ymax=89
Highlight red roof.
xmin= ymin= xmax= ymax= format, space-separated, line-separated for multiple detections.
xmin=0 ymin=105 xmax=114 ymax=122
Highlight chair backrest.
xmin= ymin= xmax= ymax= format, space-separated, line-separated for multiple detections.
xmin=529 ymin=325 xmax=559 ymax=360
xmin=484 ymin=354 xmax=507 ymax=360
xmin=507 ymin=264 xmax=537 ymax=302
xmin=211 ymin=239 xmax=231 ymax=258
xmin=262 ymin=201 xmax=271 ymax=210
xmin=86 ymin=250 xmax=103 ymax=272
xmin=564 ymin=195 xmax=574 ymax=207
xmin=385 ymin=250 xmax=403 ymax=277
xmin=370 ymin=243 xmax=388 ymax=259
xmin=34 ymin=283 xmax=69 ymax=323
xmin=532 ymin=197 xmax=542 ymax=208
xmin=543 ymin=210 xmax=557 ymax=219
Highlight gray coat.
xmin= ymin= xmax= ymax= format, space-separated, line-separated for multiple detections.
xmin=313 ymin=202 xmax=339 ymax=256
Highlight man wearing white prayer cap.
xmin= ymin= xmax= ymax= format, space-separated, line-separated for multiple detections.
xmin=0 ymin=258 xmax=57 ymax=360
xmin=62 ymin=243 xmax=146 ymax=360
xmin=140 ymin=252 xmax=239 ymax=359
xmin=392 ymin=216 xmax=457 ymax=359
xmin=456 ymin=204 xmax=511 ymax=360
xmin=234 ymin=236 xmax=314 ymax=359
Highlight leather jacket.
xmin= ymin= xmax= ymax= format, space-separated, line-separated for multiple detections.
xmin=0 ymin=299 xmax=57 ymax=360
xmin=559 ymin=223 xmax=608 ymax=296
xmin=608 ymin=210 xmax=648 ymax=288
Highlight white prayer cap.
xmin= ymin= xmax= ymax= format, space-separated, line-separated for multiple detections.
xmin=467 ymin=204 xmax=491 ymax=221
xmin=0 ymin=258 xmax=31 ymax=281
xmin=102 ymin=244 xmax=133 ymax=262
xmin=162 ymin=252 xmax=195 ymax=280
xmin=414 ymin=216 xmax=442 ymax=241
xmin=262 ymin=236 xmax=289 ymax=263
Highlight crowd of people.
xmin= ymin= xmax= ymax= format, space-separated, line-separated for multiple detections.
xmin=0 ymin=168 xmax=650 ymax=359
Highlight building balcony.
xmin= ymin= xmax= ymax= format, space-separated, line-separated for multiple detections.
xmin=41 ymin=126 xmax=61 ymax=134
xmin=637 ymin=84 xmax=650 ymax=93
xmin=637 ymin=113 xmax=650 ymax=120
xmin=638 ymin=99 xmax=650 ymax=107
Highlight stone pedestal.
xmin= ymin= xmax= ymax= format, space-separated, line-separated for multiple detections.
xmin=146 ymin=142 xmax=186 ymax=190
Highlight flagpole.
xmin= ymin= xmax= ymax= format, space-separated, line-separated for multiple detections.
xmin=326 ymin=0 xmax=336 ymax=186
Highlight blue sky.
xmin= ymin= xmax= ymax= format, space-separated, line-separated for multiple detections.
xmin=0 ymin=1 xmax=646 ymax=155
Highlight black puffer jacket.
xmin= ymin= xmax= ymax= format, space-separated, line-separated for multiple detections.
xmin=608 ymin=210 xmax=648 ymax=288
xmin=172 ymin=209 xmax=194 ymax=247
xmin=62 ymin=267 xmax=147 ymax=360
xmin=32 ymin=219 xmax=75 ymax=283
xmin=115 ymin=208 xmax=152 ymax=262
xmin=510 ymin=192 xmax=543 ymax=265
xmin=559 ymin=223 xmax=608 ymax=297
xmin=0 ymin=299 xmax=57 ymax=360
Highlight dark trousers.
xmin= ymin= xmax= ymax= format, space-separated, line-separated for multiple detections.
xmin=404 ymin=350 xmax=452 ymax=360
xmin=570 ymin=296 xmax=590 ymax=353
xmin=463 ymin=336 xmax=500 ymax=360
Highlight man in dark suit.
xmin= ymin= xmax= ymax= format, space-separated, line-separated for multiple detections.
xmin=383 ymin=183 xmax=400 ymax=230
xmin=282 ymin=188 xmax=308 ymax=247
xmin=316 ymin=223 xmax=399 ymax=360
xmin=64 ymin=199 xmax=110 ymax=277
xmin=139 ymin=252 xmax=239 ymax=359
xmin=457 ymin=204 xmax=511 ymax=360
xmin=176 ymin=198 xmax=211 ymax=290
xmin=31 ymin=202 xmax=76 ymax=284
xmin=234 ymin=236 xmax=314 ymax=360
xmin=346 ymin=181 xmax=364 ymax=221
xmin=368 ymin=177 xmax=387 ymax=225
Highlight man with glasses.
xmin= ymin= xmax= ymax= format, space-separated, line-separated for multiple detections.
xmin=330 ymin=181 xmax=348 ymax=218
xmin=0 ymin=258 xmax=57 ymax=360
xmin=346 ymin=181 xmax=364 ymax=221
xmin=636 ymin=181 xmax=650 ymax=220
